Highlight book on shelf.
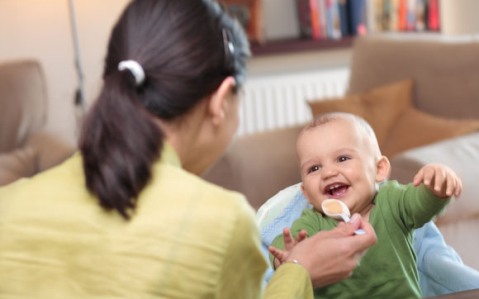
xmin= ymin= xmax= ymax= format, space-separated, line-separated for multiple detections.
xmin=347 ymin=0 xmax=368 ymax=36
xmin=325 ymin=0 xmax=342 ymax=39
xmin=295 ymin=0 xmax=368 ymax=40
xmin=369 ymin=0 xmax=440 ymax=33
xmin=398 ymin=0 xmax=408 ymax=31
xmin=294 ymin=0 xmax=441 ymax=43
xmin=296 ymin=0 xmax=322 ymax=39
xmin=427 ymin=0 xmax=440 ymax=31
xmin=337 ymin=0 xmax=350 ymax=37
xmin=317 ymin=0 xmax=328 ymax=38
xmin=415 ymin=0 xmax=427 ymax=31
xmin=406 ymin=0 xmax=417 ymax=31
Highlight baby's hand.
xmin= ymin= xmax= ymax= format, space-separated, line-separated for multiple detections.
xmin=269 ymin=227 xmax=308 ymax=269
xmin=413 ymin=163 xmax=462 ymax=198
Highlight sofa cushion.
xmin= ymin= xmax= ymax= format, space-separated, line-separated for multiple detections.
xmin=308 ymin=79 xmax=411 ymax=147
xmin=203 ymin=125 xmax=303 ymax=210
xmin=383 ymin=107 xmax=479 ymax=158
xmin=308 ymin=79 xmax=479 ymax=158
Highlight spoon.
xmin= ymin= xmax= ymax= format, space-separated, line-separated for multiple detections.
xmin=321 ymin=199 xmax=365 ymax=235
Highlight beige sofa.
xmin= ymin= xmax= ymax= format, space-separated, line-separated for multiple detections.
xmin=203 ymin=34 xmax=479 ymax=271
xmin=0 ymin=59 xmax=75 ymax=186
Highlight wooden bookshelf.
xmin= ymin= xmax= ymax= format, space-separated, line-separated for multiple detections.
xmin=250 ymin=37 xmax=354 ymax=57
xmin=230 ymin=0 xmax=440 ymax=57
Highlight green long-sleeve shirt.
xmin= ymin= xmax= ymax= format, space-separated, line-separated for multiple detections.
xmin=272 ymin=180 xmax=450 ymax=299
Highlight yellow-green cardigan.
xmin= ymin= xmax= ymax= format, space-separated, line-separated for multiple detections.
xmin=0 ymin=143 xmax=312 ymax=298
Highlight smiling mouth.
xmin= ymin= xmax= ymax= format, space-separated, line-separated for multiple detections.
xmin=325 ymin=183 xmax=349 ymax=197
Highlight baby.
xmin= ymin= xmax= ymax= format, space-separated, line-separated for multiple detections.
xmin=270 ymin=112 xmax=461 ymax=299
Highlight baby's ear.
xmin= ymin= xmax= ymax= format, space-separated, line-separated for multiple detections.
xmin=375 ymin=156 xmax=391 ymax=182
xmin=300 ymin=183 xmax=314 ymax=205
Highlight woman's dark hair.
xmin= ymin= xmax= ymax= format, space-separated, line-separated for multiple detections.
xmin=79 ymin=0 xmax=250 ymax=219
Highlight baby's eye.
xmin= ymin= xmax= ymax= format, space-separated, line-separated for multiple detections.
xmin=338 ymin=156 xmax=350 ymax=163
xmin=308 ymin=165 xmax=320 ymax=174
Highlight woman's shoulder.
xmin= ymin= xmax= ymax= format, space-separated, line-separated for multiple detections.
xmin=0 ymin=153 xmax=85 ymax=199
xmin=150 ymin=162 xmax=255 ymax=216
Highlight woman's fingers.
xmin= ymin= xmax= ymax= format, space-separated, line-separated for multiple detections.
xmin=286 ymin=216 xmax=377 ymax=288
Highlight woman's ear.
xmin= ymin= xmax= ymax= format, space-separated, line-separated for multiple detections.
xmin=209 ymin=76 xmax=236 ymax=126
xmin=375 ymin=155 xmax=391 ymax=183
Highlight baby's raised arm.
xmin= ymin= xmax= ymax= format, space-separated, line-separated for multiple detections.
xmin=413 ymin=163 xmax=462 ymax=198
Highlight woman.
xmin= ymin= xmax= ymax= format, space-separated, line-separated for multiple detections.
xmin=0 ymin=0 xmax=376 ymax=298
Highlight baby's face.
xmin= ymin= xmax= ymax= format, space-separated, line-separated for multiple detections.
xmin=297 ymin=118 xmax=380 ymax=216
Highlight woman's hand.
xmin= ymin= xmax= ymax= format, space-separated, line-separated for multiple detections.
xmin=284 ymin=214 xmax=377 ymax=288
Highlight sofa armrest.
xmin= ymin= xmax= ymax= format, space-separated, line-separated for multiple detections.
xmin=0 ymin=147 xmax=37 ymax=186
xmin=25 ymin=130 xmax=76 ymax=173
xmin=0 ymin=130 xmax=76 ymax=186
xmin=202 ymin=125 xmax=303 ymax=210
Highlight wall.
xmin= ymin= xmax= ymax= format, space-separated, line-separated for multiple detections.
xmin=440 ymin=0 xmax=479 ymax=35
xmin=0 ymin=0 xmax=352 ymax=144
xmin=1 ymin=0 xmax=478 ymax=144
xmin=0 ymin=0 xmax=129 ymax=145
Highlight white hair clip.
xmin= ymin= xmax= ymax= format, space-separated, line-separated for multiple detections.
xmin=222 ymin=29 xmax=235 ymax=59
xmin=118 ymin=60 xmax=145 ymax=86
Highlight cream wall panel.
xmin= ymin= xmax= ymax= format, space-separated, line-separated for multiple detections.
xmin=0 ymin=0 xmax=129 ymax=144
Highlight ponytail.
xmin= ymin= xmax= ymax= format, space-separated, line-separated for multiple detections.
xmin=79 ymin=0 xmax=250 ymax=219
xmin=79 ymin=72 xmax=162 ymax=219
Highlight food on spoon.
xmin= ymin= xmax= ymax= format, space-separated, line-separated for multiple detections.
xmin=323 ymin=199 xmax=343 ymax=214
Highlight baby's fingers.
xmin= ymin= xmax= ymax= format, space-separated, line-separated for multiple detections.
xmin=414 ymin=166 xmax=438 ymax=187
xmin=432 ymin=168 xmax=447 ymax=194
xmin=437 ymin=166 xmax=462 ymax=198
xmin=295 ymin=229 xmax=308 ymax=243
xmin=282 ymin=227 xmax=295 ymax=251
xmin=454 ymin=177 xmax=463 ymax=197
xmin=413 ymin=168 xmax=425 ymax=186
xmin=447 ymin=173 xmax=462 ymax=198
xmin=269 ymin=246 xmax=288 ymax=263
xmin=441 ymin=174 xmax=454 ymax=197
xmin=418 ymin=165 xmax=445 ymax=191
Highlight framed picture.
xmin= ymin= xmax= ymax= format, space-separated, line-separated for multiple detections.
xmin=219 ymin=0 xmax=263 ymax=43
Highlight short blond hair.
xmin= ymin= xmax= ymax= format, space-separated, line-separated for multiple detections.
xmin=300 ymin=112 xmax=382 ymax=157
